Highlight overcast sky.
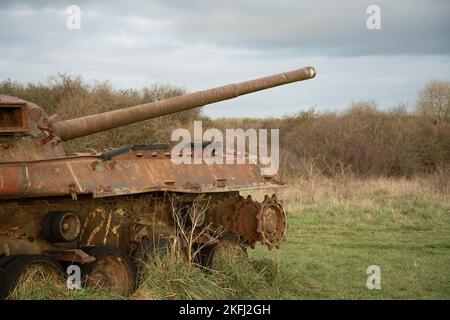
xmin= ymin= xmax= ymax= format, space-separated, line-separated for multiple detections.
xmin=1 ymin=0 xmax=449 ymax=117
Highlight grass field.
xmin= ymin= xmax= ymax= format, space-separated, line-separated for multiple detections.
xmin=12 ymin=177 xmax=450 ymax=300
xmin=248 ymin=176 xmax=450 ymax=299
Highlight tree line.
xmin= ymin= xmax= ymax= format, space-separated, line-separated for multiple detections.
xmin=1 ymin=75 xmax=449 ymax=178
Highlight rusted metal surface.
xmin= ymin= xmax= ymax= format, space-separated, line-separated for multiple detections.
xmin=45 ymin=249 xmax=96 ymax=264
xmin=0 ymin=192 xmax=234 ymax=256
xmin=0 ymin=135 xmax=66 ymax=162
xmin=0 ymin=153 xmax=284 ymax=199
xmin=0 ymin=103 xmax=28 ymax=133
xmin=0 ymin=95 xmax=65 ymax=162
xmin=0 ymin=95 xmax=47 ymax=137
xmin=206 ymin=194 xmax=286 ymax=250
xmin=256 ymin=194 xmax=287 ymax=250
xmin=40 ymin=67 xmax=316 ymax=141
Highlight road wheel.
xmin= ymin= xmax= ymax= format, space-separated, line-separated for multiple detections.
xmin=204 ymin=233 xmax=248 ymax=269
xmin=81 ymin=247 xmax=136 ymax=297
xmin=0 ymin=255 xmax=64 ymax=300
xmin=41 ymin=211 xmax=81 ymax=242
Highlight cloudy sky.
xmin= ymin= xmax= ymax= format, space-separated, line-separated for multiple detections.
xmin=1 ymin=0 xmax=449 ymax=117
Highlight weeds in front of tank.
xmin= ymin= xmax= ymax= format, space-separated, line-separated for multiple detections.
xmin=170 ymin=194 xmax=209 ymax=264
xmin=167 ymin=193 xmax=225 ymax=266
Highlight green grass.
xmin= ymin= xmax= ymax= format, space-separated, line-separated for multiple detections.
xmin=249 ymin=177 xmax=450 ymax=299
xmin=12 ymin=177 xmax=450 ymax=300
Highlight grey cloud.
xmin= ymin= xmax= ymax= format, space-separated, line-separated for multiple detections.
xmin=155 ymin=0 xmax=450 ymax=56
xmin=0 ymin=1 xmax=449 ymax=118
xmin=2 ymin=0 xmax=449 ymax=56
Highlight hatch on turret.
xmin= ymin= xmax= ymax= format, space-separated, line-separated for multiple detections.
xmin=0 ymin=103 xmax=28 ymax=133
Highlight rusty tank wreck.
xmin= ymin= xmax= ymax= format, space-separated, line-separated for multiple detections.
xmin=0 ymin=66 xmax=316 ymax=298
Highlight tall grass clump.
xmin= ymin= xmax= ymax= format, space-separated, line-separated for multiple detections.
xmin=132 ymin=249 xmax=282 ymax=300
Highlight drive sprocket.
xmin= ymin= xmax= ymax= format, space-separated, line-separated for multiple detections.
xmin=255 ymin=194 xmax=287 ymax=250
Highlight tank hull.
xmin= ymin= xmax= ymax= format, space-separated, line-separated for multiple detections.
xmin=0 ymin=145 xmax=287 ymax=257
xmin=0 ymin=150 xmax=283 ymax=199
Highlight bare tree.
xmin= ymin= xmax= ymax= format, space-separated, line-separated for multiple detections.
xmin=416 ymin=80 xmax=450 ymax=123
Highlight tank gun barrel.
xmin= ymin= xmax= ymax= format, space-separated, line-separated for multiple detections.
xmin=46 ymin=66 xmax=316 ymax=142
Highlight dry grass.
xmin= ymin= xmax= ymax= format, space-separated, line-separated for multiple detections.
xmin=247 ymin=174 xmax=449 ymax=211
